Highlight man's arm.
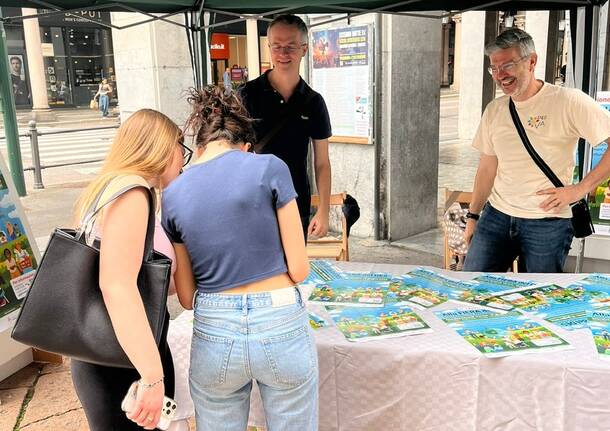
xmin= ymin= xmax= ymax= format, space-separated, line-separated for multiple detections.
xmin=308 ymin=138 xmax=331 ymax=238
xmin=537 ymin=138 xmax=610 ymax=212
xmin=465 ymin=154 xmax=498 ymax=244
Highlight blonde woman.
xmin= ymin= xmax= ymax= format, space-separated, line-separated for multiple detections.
xmin=70 ymin=109 xmax=186 ymax=430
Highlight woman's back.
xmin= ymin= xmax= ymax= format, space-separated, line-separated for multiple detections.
xmin=162 ymin=150 xmax=296 ymax=293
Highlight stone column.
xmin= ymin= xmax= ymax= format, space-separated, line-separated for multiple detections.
xmin=110 ymin=13 xmax=193 ymax=125
xmin=525 ymin=11 xmax=550 ymax=80
xmin=381 ymin=14 xmax=441 ymax=239
xmin=451 ymin=15 xmax=462 ymax=91
xmin=21 ymin=8 xmax=51 ymax=116
xmin=457 ymin=11 xmax=486 ymax=140
xmin=246 ymin=18 xmax=260 ymax=80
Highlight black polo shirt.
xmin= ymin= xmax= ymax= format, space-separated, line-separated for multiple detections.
xmin=238 ymin=70 xmax=332 ymax=219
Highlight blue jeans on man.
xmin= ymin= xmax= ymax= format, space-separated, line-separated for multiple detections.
xmin=463 ymin=204 xmax=573 ymax=273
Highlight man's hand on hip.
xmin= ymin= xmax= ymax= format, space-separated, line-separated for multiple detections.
xmin=465 ymin=218 xmax=477 ymax=245
xmin=307 ymin=211 xmax=329 ymax=239
xmin=536 ymin=184 xmax=585 ymax=213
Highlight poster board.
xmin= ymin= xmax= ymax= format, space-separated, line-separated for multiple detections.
xmin=588 ymin=91 xmax=610 ymax=235
xmin=0 ymin=152 xmax=41 ymax=380
xmin=310 ymin=24 xmax=373 ymax=143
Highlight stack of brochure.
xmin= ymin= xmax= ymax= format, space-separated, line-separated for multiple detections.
xmin=303 ymin=261 xmax=432 ymax=341
xmin=300 ymin=262 xmax=598 ymax=357
xmin=326 ymin=304 xmax=432 ymax=342
xmin=436 ymin=309 xmax=572 ymax=358
xmin=588 ymin=309 xmax=610 ymax=360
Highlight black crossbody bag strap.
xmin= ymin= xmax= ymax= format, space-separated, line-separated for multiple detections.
xmin=508 ymin=97 xmax=594 ymax=238
xmin=254 ymin=92 xmax=316 ymax=154
xmin=508 ymin=98 xmax=564 ymax=188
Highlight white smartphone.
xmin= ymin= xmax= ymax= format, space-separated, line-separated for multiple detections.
xmin=121 ymin=381 xmax=177 ymax=430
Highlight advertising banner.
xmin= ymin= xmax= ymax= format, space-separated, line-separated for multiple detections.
xmin=310 ymin=25 xmax=373 ymax=140
xmin=589 ymin=92 xmax=610 ymax=235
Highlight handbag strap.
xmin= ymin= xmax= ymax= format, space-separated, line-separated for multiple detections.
xmin=508 ymin=97 xmax=564 ymax=188
xmin=254 ymin=91 xmax=316 ymax=154
xmin=77 ymin=175 xmax=156 ymax=261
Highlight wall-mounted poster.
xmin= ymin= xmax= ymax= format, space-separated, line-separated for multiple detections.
xmin=8 ymin=54 xmax=31 ymax=106
xmin=310 ymin=25 xmax=373 ymax=141
xmin=0 ymin=169 xmax=39 ymax=333
xmin=589 ymin=92 xmax=610 ymax=235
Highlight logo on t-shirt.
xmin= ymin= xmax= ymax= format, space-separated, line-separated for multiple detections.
xmin=527 ymin=115 xmax=547 ymax=129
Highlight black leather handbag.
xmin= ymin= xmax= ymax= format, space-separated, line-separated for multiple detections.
xmin=509 ymin=98 xmax=594 ymax=238
xmin=11 ymin=181 xmax=172 ymax=368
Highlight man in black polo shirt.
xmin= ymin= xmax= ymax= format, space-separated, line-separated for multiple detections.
xmin=239 ymin=14 xmax=332 ymax=238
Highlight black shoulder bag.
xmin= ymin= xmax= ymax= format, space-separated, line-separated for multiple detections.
xmin=508 ymin=98 xmax=594 ymax=238
xmin=11 ymin=180 xmax=172 ymax=368
xmin=254 ymin=92 xmax=316 ymax=154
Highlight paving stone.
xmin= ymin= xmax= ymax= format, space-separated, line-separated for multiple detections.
xmin=40 ymin=359 xmax=70 ymax=376
xmin=21 ymin=371 xmax=80 ymax=427
xmin=19 ymin=408 xmax=87 ymax=431
xmin=0 ymin=363 xmax=40 ymax=390
xmin=0 ymin=387 xmax=28 ymax=431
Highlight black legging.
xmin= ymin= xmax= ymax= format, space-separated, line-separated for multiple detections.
xmin=71 ymin=311 xmax=175 ymax=431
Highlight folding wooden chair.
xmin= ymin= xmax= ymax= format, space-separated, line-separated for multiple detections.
xmin=306 ymin=192 xmax=349 ymax=261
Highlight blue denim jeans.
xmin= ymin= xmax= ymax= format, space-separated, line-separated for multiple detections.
xmin=99 ymin=94 xmax=109 ymax=117
xmin=189 ymin=288 xmax=318 ymax=431
xmin=463 ymin=204 xmax=573 ymax=273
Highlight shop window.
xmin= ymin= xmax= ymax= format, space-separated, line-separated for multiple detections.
xmin=40 ymin=26 xmax=72 ymax=106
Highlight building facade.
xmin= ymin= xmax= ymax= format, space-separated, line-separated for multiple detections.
xmin=2 ymin=7 xmax=117 ymax=109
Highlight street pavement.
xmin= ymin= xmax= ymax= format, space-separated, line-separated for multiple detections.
xmin=1 ymin=88 xmax=471 ymax=430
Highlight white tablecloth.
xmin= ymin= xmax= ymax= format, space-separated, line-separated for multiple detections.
xmin=168 ymin=263 xmax=610 ymax=431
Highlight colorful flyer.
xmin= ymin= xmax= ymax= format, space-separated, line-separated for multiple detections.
xmin=497 ymin=284 xmax=587 ymax=313
xmin=436 ymin=309 xmax=572 ymax=358
xmin=0 ymin=171 xmax=40 ymax=334
xmin=385 ymin=276 xmax=450 ymax=309
xmin=308 ymin=279 xmax=390 ymax=306
xmin=588 ymin=309 xmax=610 ymax=360
xmin=301 ymin=260 xmax=343 ymax=285
xmin=388 ymin=268 xmax=471 ymax=309
xmin=327 ymin=303 xmax=432 ymax=342
xmin=341 ymin=271 xmax=393 ymax=282
xmin=463 ymin=275 xmax=539 ymax=312
xmin=474 ymin=274 xmax=538 ymax=295
xmin=516 ymin=281 xmax=610 ymax=330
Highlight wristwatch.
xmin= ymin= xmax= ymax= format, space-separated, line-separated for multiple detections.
xmin=465 ymin=211 xmax=480 ymax=221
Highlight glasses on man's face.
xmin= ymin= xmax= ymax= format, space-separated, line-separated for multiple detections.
xmin=269 ymin=43 xmax=306 ymax=54
xmin=179 ymin=140 xmax=193 ymax=167
xmin=487 ymin=56 xmax=529 ymax=75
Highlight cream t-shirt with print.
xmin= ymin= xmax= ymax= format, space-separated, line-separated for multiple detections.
xmin=473 ymin=82 xmax=610 ymax=219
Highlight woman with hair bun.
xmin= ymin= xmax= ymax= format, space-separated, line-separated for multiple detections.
xmin=162 ymin=86 xmax=317 ymax=431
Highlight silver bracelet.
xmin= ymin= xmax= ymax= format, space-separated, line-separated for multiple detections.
xmin=139 ymin=377 xmax=164 ymax=389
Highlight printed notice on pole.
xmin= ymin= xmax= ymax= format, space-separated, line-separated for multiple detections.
xmin=589 ymin=92 xmax=610 ymax=235
xmin=310 ymin=25 xmax=373 ymax=140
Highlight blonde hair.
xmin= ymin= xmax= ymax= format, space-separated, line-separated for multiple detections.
xmin=74 ymin=109 xmax=181 ymax=223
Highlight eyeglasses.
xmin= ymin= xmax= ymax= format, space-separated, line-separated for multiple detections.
xmin=268 ymin=43 xmax=306 ymax=54
xmin=179 ymin=139 xmax=193 ymax=167
xmin=487 ymin=56 xmax=529 ymax=75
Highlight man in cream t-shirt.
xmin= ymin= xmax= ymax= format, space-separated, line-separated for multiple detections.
xmin=463 ymin=28 xmax=610 ymax=273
